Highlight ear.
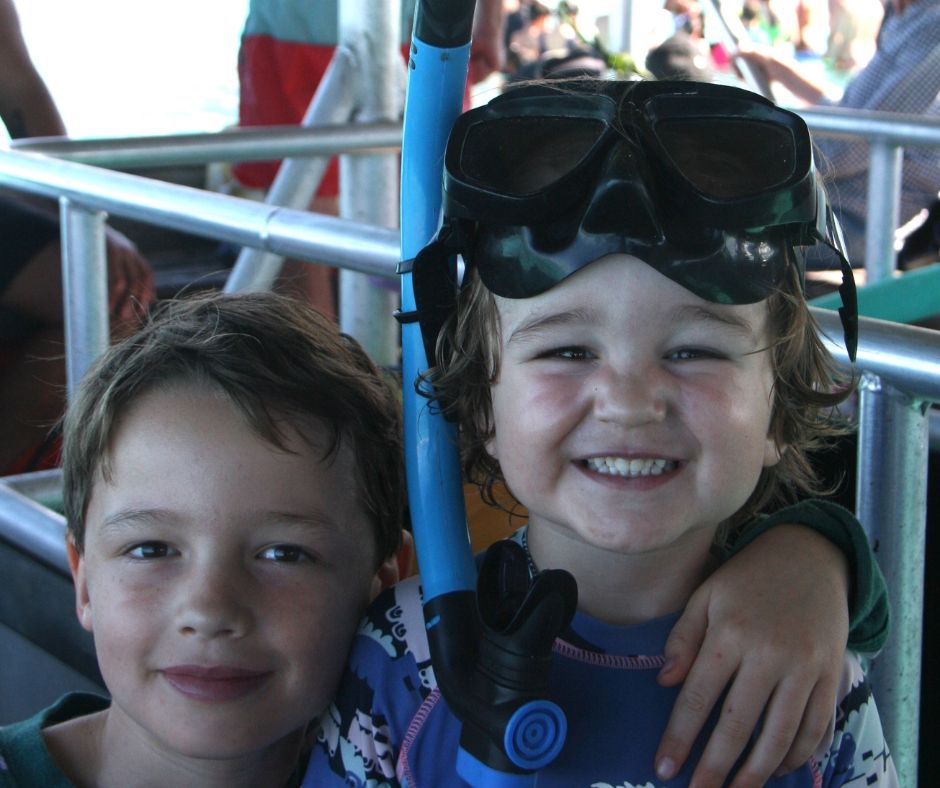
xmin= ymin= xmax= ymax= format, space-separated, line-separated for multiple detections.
xmin=485 ymin=434 xmax=498 ymax=461
xmin=763 ymin=436 xmax=786 ymax=468
xmin=67 ymin=535 xmax=94 ymax=633
xmin=394 ymin=529 xmax=415 ymax=580
xmin=369 ymin=530 xmax=414 ymax=601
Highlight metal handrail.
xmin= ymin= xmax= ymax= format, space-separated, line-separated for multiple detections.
xmin=801 ymin=105 xmax=940 ymax=146
xmin=0 ymin=149 xmax=399 ymax=278
xmin=9 ymin=121 xmax=402 ymax=168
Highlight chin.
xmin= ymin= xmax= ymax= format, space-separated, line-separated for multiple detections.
xmin=580 ymin=522 xmax=704 ymax=556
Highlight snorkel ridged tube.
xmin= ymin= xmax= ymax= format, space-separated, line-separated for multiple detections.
xmin=400 ymin=1 xmax=573 ymax=784
xmin=401 ymin=0 xmax=476 ymax=606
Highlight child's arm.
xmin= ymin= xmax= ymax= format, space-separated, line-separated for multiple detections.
xmin=653 ymin=500 xmax=888 ymax=787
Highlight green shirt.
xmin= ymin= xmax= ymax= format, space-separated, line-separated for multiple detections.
xmin=0 ymin=693 xmax=310 ymax=787
xmin=0 ymin=693 xmax=107 ymax=787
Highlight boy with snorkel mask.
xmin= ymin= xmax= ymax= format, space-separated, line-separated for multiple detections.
xmin=306 ymin=80 xmax=896 ymax=787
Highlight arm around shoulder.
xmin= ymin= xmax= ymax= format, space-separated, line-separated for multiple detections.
xmin=732 ymin=499 xmax=889 ymax=654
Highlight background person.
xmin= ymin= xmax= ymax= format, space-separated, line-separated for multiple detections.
xmin=736 ymin=0 xmax=940 ymax=269
xmin=0 ymin=0 xmax=155 ymax=474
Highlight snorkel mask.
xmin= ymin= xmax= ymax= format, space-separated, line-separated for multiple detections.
xmin=407 ymin=79 xmax=858 ymax=362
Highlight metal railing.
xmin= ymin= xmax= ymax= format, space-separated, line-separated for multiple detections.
xmin=2 ymin=104 xmax=939 ymax=786
xmin=801 ymin=105 xmax=940 ymax=283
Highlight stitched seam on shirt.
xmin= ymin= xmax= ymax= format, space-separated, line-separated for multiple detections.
xmin=397 ymin=689 xmax=442 ymax=787
xmin=810 ymin=756 xmax=822 ymax=788
xmin=553 ymin=638 xmax=666 ymax=670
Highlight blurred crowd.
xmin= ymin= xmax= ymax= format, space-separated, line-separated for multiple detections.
xmin=498 ymin=0 xmax=940 ymax=275
xmin=500 ymin=0 xmax=889 ymax=89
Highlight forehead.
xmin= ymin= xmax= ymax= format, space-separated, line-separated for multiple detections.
xmin=493 ymin=254 xmax=770 ymax=339
xmin=88 ymin=382 xmax=374 ymax=541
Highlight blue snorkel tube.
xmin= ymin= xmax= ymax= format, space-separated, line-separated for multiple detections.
xmin=400 ymin=2 xmax=576 ymax=784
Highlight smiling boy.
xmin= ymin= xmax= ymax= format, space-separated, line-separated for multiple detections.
xmin=488 ymin=256 xmax=782 ymax=622
xmin=304 ymin=80 xmax=897 ymax=786
xmin=0 ymin=292 xmax=407 ymax=787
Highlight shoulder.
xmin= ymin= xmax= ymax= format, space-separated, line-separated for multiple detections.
xmin=0 ymin=693 xmax=108 ymax=787
xmin=355 ymin=575 xmax=431 ymax=665
xmin=813 ymin=654 xmax=898 ymax=786
xmin=304 ymin=577 xmax=437 ymax=786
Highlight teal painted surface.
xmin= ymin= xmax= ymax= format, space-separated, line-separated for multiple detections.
xmin=810 ymin=262 xmax=940 ymax=323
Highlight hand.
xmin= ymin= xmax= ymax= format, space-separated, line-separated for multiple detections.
xmin=104 ymin=226 xmax=155 ymax=324
xmin=468 ymin=29 xmax=502 ymax=85
xmin=654 ymin=524 xmax=850 ymax=787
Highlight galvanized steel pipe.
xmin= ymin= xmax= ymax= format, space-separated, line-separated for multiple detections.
xmin=856 ymin=375 xmax=929 ymax=788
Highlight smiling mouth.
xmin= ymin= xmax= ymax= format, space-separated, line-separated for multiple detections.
xmin=161 ymin=666 xmax=271 ymax=702
xmin=584 ymin=457 xmax=679 ymax=477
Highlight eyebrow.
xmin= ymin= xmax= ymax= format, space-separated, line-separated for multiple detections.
xmin=99 ymin=508 xmax=174 ymax=533
xmin=669 ymin=303 xmax=762 ymax=340
xmin=505 ymin=308 xmax=596 ymax=346
xmin=98 ymin=508 xmax=341 ymax=534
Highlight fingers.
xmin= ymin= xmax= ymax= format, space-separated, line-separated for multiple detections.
xmin=706 ymin=671 xmax=808 ymax=788
xmin=105 ymin=233 xmax=156 ymax=324
xmin=777 ymin=669 xmax=839 ymax=774
xmin=659 ymin=647 xmax=842 ymax=787
xmin=723 ymin=671 xmax=836 ymax=787
xmin=654 ymin=523 xmax=851 ymax=785
xmin=654 ymin=631 xmax=737 ymax=782
xmin=658 ymin=587 xmax=710 ymax=687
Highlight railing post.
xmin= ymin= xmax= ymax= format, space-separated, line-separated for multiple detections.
xmin=856 ymin=372 xmax=929 ymax=788
xmin=864 ymin=140 xmax=903 ymax=284
xmin=337 ymin=0 xmax=404 ymax=366
xmin=59 ymin=197 xmax=109 ymax=399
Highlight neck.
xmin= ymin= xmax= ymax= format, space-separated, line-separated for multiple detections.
xmin=526 ymin=520 xmax=717 ymax=627
xmin=45 ymin=705 xmax=302 ymax=788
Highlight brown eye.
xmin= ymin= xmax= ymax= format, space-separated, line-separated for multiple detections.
xmin=258 ymin=544 xmax=311 ymax=563
xmin=127 ymin=542 xmax=176 ymax=559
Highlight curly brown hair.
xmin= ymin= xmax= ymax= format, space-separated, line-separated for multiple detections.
xmin=62 ymin=291 xmax=404 ymax=565
xmin=428 ymin=261 xmax=851 ymax=528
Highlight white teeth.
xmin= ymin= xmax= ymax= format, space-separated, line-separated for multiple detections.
xmin=585 ymin=457 xmax=676 ymax=477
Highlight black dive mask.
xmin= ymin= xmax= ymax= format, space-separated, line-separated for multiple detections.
xmin=403 ymin=80 xmax=857 ymax=360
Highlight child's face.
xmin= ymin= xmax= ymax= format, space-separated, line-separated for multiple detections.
xmin=486 ymin=254 xmax=781 ymax=560
xmin=69 ymin=383 xmax=395 ymax=762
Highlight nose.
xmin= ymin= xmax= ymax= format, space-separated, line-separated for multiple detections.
xmin=591 ymin=360 xmax=670 ymax=427
xmin=175 ymin=560 xmax=252 ymax=640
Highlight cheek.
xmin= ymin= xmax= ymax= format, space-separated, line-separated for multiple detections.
xmin=87 ymin=580 xmax=168 ymax=691
xmin=491 ymin=374 xmax=580 ymax=450
xmin=279 ymin=587 xmax=369 ymax=706
xmin=684 ymin=378 xmax=775 ymax=462
xmin=91 ymin=576 xmax=165 ymax=644
xmin=278 ymin=570 xmax=371 ymax=649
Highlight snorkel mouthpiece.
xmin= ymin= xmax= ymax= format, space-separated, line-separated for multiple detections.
xmin=426 ymin=541 xmax=577 ymax=783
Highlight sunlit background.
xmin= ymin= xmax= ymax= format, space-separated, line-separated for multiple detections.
xmin=9 ymin=0 xmax=250 ymax=139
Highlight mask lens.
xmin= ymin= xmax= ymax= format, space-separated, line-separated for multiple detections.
xmin=655 ymin=119 xmax=797 ymax=199
xmin=459 ymin=117 xmax=606 ymax=196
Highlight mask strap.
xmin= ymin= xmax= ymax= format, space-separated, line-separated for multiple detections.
xmin=396 ymin=219 xmax=469 ymax=366
xmin=810 ymin=182 xmax=858 ymax=362
xmin=836 ymin=249 xmax=859 ymax=363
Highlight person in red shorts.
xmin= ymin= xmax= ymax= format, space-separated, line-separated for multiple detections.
xmin=234 ymin=0 xmax=504 ymax=319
